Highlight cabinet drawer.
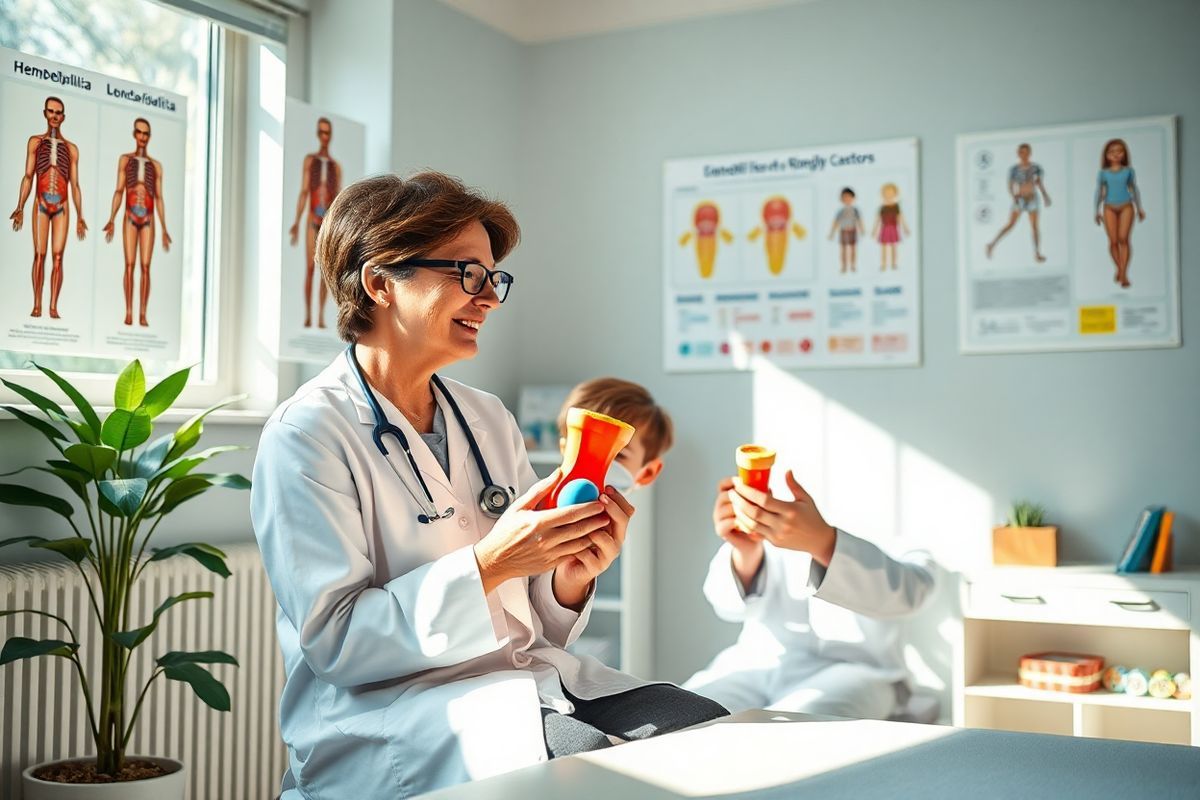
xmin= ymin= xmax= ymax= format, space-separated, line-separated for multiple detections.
xmin=968 ymin=583 xmax=1190 ymax=630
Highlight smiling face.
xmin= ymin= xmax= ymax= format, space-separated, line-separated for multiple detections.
xmin=382 ymin=220 xmax=501 ymax=368
xmin=1106 ymin=141 xmax=1127 ymax=167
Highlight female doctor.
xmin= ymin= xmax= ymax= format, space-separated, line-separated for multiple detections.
xmin=251 ymin=172 xmax=725 ymax=800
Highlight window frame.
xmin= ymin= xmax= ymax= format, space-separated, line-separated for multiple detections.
xmin=0 ymin=20 xmax=279 ymax=422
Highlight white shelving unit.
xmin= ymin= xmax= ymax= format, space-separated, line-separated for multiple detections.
xmin=527 ymin=450 xmax=654 ymax=678
xmin=956 ymin=566 xmax=1200 ymax=746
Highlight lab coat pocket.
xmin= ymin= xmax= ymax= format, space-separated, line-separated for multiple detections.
xmin=298 ymin=683 xmax=397 ymax=799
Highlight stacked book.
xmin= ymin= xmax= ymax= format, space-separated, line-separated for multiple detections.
xmin=1115 ymin=506 xmax=1175 ymax=574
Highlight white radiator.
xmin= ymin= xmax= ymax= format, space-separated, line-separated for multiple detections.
xmin=1 ymin=542 xmax=287 ymax=799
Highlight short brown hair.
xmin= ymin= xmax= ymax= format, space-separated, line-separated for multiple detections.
xmin=557 ymin=378 xmax=674 ymax=461
xmin=317 ymin=171 xmax=521 ymax=341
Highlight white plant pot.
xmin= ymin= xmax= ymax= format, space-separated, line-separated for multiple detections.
xmin=22 ymin=757 xmax=185 ymax=800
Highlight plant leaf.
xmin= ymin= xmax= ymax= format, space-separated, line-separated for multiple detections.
xmin=0 ymin=535 xmax=50 ymax=551
xmin=163 ymin=662 xmax=231 ymax=711
xmin=33 ymin=362 xmax=102 ymax=439
xmin=101 ymin=408 xmax=153 ymax=451
xmin=0 ymin=637 xmax=78 ymax=666
xmin=167 ymin=395 xmax=246 ymax=462
xmin=198 ymin=472 xmax=251 ymax=491
xmin=34 ymin=465 xmax=89 ymax=503
xmin=2 ymin=405 xmax=66 ymax=451
xmin=154 ymin=475 xmax=212 ymax=515
xmin=114 ymin=360 xmax=146 ymax=410
xmin=134 ymin=435 xmax=174 ymax=479
xmin=156 ymin=446 xmax=244 ymax=482
xmin=98 ymin=479 xmax=149 ymax=517
xmin=157 ymin=649 xmax=238 ymax=668
xmin=30 ymin=537 xmax=93 ymax=564
xmin=98 ymin=492 xmax=123 ymax=517
xmin=0 ymin=483 xmax=74 ymax=518
xmin=65 ymin=443 xmax=118 ymax=480
xmin=149 ymin=543 xmax=231 ymax=577
xmin=0 ymin=378 xmax=67 ymax=419
xmin=142 ymin=367 xmax=191 ymax=418
xmin=112 ymin=591 xmax=213 ymax=649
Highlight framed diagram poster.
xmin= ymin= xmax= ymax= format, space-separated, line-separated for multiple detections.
xmin=957 ymin=116 xmax=1179 ymax=353
xmin=0 ymin=47 xmax=187 ymax=360
xmin=662 ymin=138 xmax=921 ymax=372
xmin=278 ymin=98 xmax=365 ymax=363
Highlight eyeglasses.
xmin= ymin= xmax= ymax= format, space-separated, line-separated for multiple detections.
xmin=386 ymin=259 xmax=514 ymax=303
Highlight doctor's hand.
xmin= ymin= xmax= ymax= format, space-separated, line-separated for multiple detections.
xmin=552 ymin=486 xmax=635 ymax=610
xmin=728 ymin=470 xmax=837 ymax=567
xmin=473 ymin=470 xmax=610 ymax=596
xmin=714 ymin=477 xmax=764 ymax=591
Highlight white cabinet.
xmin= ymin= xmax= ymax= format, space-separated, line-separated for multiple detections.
xmin=527 ymin=450 xmax=654 ymax=678
xmin=955 ymin=566 xmax=1200 ymax=746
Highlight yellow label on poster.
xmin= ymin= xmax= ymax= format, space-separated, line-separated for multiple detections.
xmin=1079 ymin=306 xmax=1116 ymax=335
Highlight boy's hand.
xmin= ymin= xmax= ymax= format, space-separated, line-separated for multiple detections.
xmin=713 ymin=477 xmax=764 ymax=590
xmin=727 ymin=469 xmax=837 ymax=567
xmin=552 ymin=486 xmax=635 ymax=610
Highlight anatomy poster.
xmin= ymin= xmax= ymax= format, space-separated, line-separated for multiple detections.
xmin=0 ymin=47 xmax=187 ymax=359
xmin=957 ymin=116 xmax=1179 ymax=353
xmin=663 ymin=138 xmax=920 ymax=372
xmin=278 ymin=98 xmax=365 ymax=363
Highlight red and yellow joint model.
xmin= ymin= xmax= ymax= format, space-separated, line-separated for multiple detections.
xmin=540 ymin=408 xmax=636 ymax=509
xmin=735 ymin=444 xmax=776 ymax=492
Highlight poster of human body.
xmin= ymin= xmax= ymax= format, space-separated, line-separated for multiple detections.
xmin=0 ymin=47 xmax=187 ymax=359
xmin=278 ymin=98 xmax=365 ymax=363
xmin=663 ymin=138 xmax=921 ymax=372
xmin=957 ymin=116 xmax=1179 ymax=353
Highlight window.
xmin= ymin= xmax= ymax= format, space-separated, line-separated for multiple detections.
xmin=0 ymin=0 xmax=219 ymax=385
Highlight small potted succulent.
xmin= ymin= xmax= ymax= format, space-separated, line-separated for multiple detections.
xmin=993 ymin=500 xmax=1058 ymax=566
xmin=0 ymin=359 xmax=248 ymax=798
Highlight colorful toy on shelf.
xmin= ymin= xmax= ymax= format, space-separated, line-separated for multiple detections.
xmin=1102 ymin=665 xmax=1129 ymax=693
xmin=1174 ymin=672 xmax=1191 ymax=700
xmin=1124 ymin=668 xmax=1150 ymax=697
xmin=1149 ymin=669 xmax=1177 ymax=700
xmin=539 ymin=407 xmax=635 ymax=510
xmin=1017 ymin=652 xmax=1104 ymax=693
xmin=735 ymin=444 xmax=776 ymax=492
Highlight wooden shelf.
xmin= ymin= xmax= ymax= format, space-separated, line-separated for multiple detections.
xmin=965 ymin=675 xmax=1190 ymax=713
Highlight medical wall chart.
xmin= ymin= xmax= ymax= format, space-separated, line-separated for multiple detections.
xmin=957 ymin=116 xmax=1179 ymax=353
xmin=663 ymin=138 xmax=921 ymax=372
xmin=278 ymin=98 xmax=365 ymax=363
xmin=0 ymin=47 xmax=187 ymax=360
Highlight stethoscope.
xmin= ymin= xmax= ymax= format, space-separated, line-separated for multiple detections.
xmin=346 ymin=344 xmax=515 ymax=524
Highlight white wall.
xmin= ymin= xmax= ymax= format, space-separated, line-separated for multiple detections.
xmin=510 ymin=0 xmax=1200 ymax=681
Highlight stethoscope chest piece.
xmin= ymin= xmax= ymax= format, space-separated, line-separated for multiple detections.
xmin=480 ymin=484 xmax=515 ymax=517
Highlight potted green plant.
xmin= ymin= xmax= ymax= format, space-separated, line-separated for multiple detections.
xmin=993 ymin=500 xmax=1058 ymax=567
xmin=0 ymin=359 xmax=248 ymax=799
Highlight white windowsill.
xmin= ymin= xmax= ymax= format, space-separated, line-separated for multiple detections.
xmin=2 ymin=404 xmax=271 ymax=427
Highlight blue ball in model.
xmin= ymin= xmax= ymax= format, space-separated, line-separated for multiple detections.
xmin=558 ymin=478 xmax=600 ymax=506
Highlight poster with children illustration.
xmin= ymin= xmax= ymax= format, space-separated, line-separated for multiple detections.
xmin=663 ymin=137 xmax=920 ymax=372
xmin=957 ymin=116 xmax=1179 ymax=353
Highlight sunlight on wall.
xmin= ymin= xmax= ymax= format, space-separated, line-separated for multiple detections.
xmin=750 ymin=358 xmax=994 ymax=570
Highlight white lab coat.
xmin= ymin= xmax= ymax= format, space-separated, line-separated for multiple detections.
xmin=684 ymin=531 xmax=934 ymax=718
xmin=250 ymin=357 xmax=652 ymax=799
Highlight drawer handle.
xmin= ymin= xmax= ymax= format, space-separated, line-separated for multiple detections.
xmin=1110 ymin=599 xmax=1161 ymax=613
xmin=1000 ymin=594 xmax=1046 ymax=605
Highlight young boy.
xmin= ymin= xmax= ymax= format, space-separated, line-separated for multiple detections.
xmin=556 ymin=377 xmax=672 ymax=492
